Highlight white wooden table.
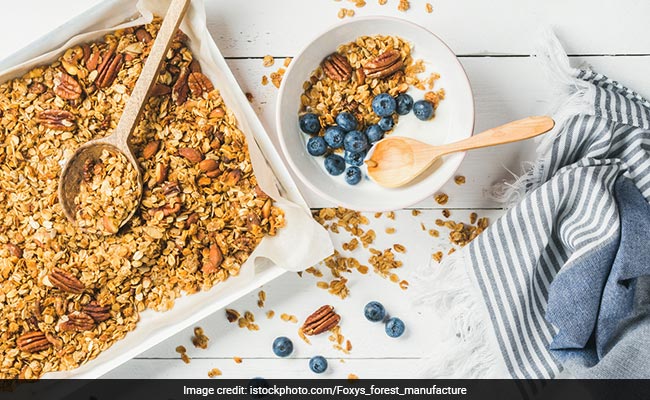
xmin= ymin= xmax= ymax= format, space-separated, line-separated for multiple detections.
xmin=3 ymin=0 xmax=650 ymax=380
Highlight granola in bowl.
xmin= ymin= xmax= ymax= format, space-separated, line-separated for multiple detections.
xmin=0 ymin=18 xmax=284 ymax=379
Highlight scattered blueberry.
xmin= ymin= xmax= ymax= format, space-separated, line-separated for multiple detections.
xmin=343 ymin=130 xmax=368 ymax=153
xmin=344 ymin=150 xmax=366 ymax=167
xmin=371 ymin=93 xmax=397 ymax=117
xmin=378 ymin=116 xmax=395 ymax=131
xmin=272 ymin=336 xmax=293 ymax=357
xmin=324 ymin=154 xmax=346 ymax=176
xmin=395 ymin=93 xmax=414 ymax=115
xmin=335 ymin=112 xmax=358 ymax=132
xmin=309 ymin=356 xmax=328 ymax=374
xmin=385 ymin=317 xmax=405 ymax=338
xmin=307 ymin=136 xmax=327 ymax=156
xmin=323 ymin=126 xmax=345 ymax=149
xmin=299 ymin=113 xmax=321 ymax=134
xmin=364 ymin=301 xmax=386 ymax=322
xmin=413 ymin=100 xmax=435 ymax=121
xmin=344 ymin=166 xmax=362 ymax=185
xmin=365 ymin=124 xmax=384 ymax=143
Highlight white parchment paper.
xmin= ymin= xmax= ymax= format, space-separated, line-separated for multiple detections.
xmin=0 ymin=0 xmax=332 ymax=379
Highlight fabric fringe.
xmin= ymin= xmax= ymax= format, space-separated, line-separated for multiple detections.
xmin=413 ymin=253 xmax=504 ymax=378
xmin=490 ymin=28 xmax=595 ymax=205
xmin=413 ymin=29 xmax=593 ymax=378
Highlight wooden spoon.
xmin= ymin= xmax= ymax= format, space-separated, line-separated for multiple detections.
xmin=58 ymin=0 xmax=191 ymax=229
xmin=366 ymin=116 xmax=555 ymax=188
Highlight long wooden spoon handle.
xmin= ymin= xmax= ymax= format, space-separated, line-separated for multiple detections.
xmin=435 ymin=116 xmax=555 ymax=157
xmin=112 ymin=0 xmax=191 ymax=145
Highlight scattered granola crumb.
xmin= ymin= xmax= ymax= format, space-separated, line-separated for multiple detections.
xmin=393 ymin=244 xmax=406 ymax=253
xmin=470 ymin=212 xmax=478 ymax=224
xmin=421 ymin=222 xmax=427 ymax=231
xmin=434 ymin=193 xmax=449 ymax=205
xmin=426 ymin=2 xmax=433 ymax=13
xmin=270 ymin=68 xmax=285 ymax=88
xmin=369 ymin=248 xmax=403 ymax=278
xmin=337 ymin=8 xmax=346 ymax=18
xmin=442 ymin=209 xmax=450 ymax=218
xmin=176 ymin=345 xmax=190 ymax=364
xmin=354 ymin=0 xmax=366 ymax=7
xmin=298 ymin=328 xmax=311 ymax=345
xmin=192 ymin=327 xmax=209 ymax=349
xmin=399 ymin=280 xmax=409 ymax=290
xmin=262 ymin=55 xmax=274 ymax=67
xmin=245 ymin=92 xmax=254 ymax=102
xmin=385 ymin=227 xmax=396 ymax=234
xmin=261 ymin=75 xmax=269 ymax=86
xmin=257 ymin=290 xmax=266 ymax=308
xmin=342 ymin=238 xmax=359 ymax=251
xmin=347 ymin=8 xmax=355 ymax=16
xmin=454 ymin=175 xmax=466 ymax=185
xmin=386 ymin=211 xmax=395 ymax=220
xmin=374 ymin=212 xmax=382 ymax=218
xmin=208 ymin=368 xmax=222 ymax=378
xmin=429 ymin=229 xmax=440 ymax=237
xmin=432 ymin=251 xmax=444 ymax=263
xmin=411 ymin=210 xmax=421 ymax=216
xmin=237 ymin=311 xmax=259 ymax=331
xmin=390 ymin=273 xmax=400 ymax=283
xmin=225 ymin=308 xmax=240 ymax=323
xmin=348 ymin=373 xmax=359 ymax=380
xmin=317 ymin=281 xmax=330 ymax=289
xmin=233 ymin=357 xmax=243 ymax=364
xmin=448 ymin=248 xmax=456 ymax=255
xmin=280 ymin=313 xmax=298 ymax=323
xmin=283 ymin=57 xmax=292 ymax=67
xmin=398 ymin=0 xmax=410 ymax=12
xmin=266 ymin=310 xmax=275 ymax=319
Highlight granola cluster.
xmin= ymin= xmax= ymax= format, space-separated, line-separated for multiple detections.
xmin=0 ymin=19 xmax=284 ymax=379
xmin=74 ymin=149 xmax=141 ymax=235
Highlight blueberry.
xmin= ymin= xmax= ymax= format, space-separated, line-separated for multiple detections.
xmin=378 ymin=116 xmax=394 ymax=131
xmin=323 ymin=126 xmax=345 ymax=149
xmin=344 ymin=166 xmax=362 ymax=185
xmin=396 ymin=93 xmax=414 ymax=115
xmin=365 ymin=124 xmax=384 ymax=143
xmin=248 ymin=377 xmax=270 ymax=398
xmin=343 ymin=130 xmax=368 ymax=153
xmin=299 ymin=113 xmax=321 ymax=134
xmin=344 ymin=150 xmax=366 ymax=167
xmin=413 ymin=100 xmax=435 ymax=121
xmin=324 ymin=154 xmax=345 ymax=176
xmin=272 ymin=336 xmax=293 ymax=357
xmin=372 ymin=93 xmax=397 ymax=117
xmin=309 ymin=356 xmax=328 ymax=374
xmin=307 ymin=136 xmax=327 ymax=156
xmin=385 ymin=317 xmax=405 ymax=338
xmin=335 ymin=112 xmax=358 ymax=132
xmin=364 ymin=301 xmax=386 ymax=322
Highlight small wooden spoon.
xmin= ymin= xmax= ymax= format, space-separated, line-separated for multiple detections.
xmin=366 ymin=116 xmax=555 ymax=188
xmin=58 ymin=0 xmax=191 ymax=228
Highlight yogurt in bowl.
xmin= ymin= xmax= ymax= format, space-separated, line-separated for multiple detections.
xmin=277 ymin=17 xmax=474 ymax=211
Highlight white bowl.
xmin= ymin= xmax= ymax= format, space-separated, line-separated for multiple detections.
xmin=277 ymin=17 xmax=474 ymax=211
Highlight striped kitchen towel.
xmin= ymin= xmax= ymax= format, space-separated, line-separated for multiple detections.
xmin=415 ymin=31 xmax=650 ymax=387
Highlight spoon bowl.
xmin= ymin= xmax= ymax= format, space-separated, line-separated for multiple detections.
xmin=367 ymin=116 xmax=555 ymax=188
xmin=57 ymin=0 xmax=190 ymax=231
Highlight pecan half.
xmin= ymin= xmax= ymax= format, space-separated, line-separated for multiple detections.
xmin=48 ymin=267 xmax=85 ymax=294
xmin=95 ymin=47 xmax=123 ymax=88
xmin=142 ymin=140 xmax=160 ymax=160
xmin=35 ymin=109 xmax=76 ymax=131
xmin=178 ymin=147 xmax=203 ymax=163
xmin=60 ymin=312 xmax=95 ymax=332
xmin=321 ymin=52 xmax=352 ymax=81
xmin=363 ymin=49 xmax=404 ymax=79
xmin=17 ymin=331 xmax=51 ymax=353
xmin=83 ymin=301 xmax=111 ymax=322
xmin=150 ymin=83 xmax=171 ymax=97
xmin=187 ymin=72 xmax=214 ymax=97
xmin=135 ymin=28 xmax=153 ymax=44
xmin=172 ymin=66 xmax=190 ymax=105
xmin=301 ymin=305 xmax=340 ymax=336
xmin=202 ymin=244 xmax=223 ymax=273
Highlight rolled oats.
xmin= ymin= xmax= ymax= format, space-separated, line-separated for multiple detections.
xmin=0 ymin=19 xmax=284 ymax=379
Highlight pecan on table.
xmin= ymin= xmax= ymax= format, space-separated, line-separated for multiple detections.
xmin=301 ymin=305 xmax=340 ymax=336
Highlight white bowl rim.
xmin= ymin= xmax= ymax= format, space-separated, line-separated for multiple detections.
xmin=276 ymin=16 xmax=475 ymax=211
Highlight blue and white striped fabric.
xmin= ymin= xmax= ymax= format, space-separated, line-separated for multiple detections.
xmin=465 ymin=63 xmax=650 ymax=382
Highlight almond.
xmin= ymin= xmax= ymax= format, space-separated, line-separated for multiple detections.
xmin=198 ymin=159 xmax=218 ymax=173
xmin=178 ymin=148 xmax=203 ymax=163
xmin=142 ymin=140 xmax=160 ymax=160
